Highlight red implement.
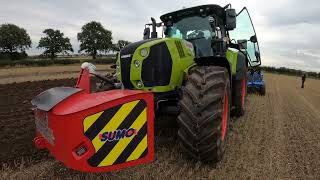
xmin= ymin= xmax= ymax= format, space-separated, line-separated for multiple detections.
xmin=32 ymin=67 xmax=154 ymax=172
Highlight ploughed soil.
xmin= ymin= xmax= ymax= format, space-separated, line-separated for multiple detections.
xmin=0 ymin=74 xmax=319 ymax=179
xmin=0 ymin=79 xmax=76 ymax=165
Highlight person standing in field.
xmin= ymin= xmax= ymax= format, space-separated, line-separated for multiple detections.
xmin=301 ymin=73 xmax=307 ymax=88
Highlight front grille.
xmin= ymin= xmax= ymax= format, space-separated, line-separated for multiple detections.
xmin=141 ymin=42 xmax=172 ymax=87
xmin=120 ymin=57 xmax=133 ymax=88
xmin=119 ymin=39 xmax=156 ymax=89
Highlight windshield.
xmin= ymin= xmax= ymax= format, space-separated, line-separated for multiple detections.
xmin=166 ymin=16 xmax=214 ymax=57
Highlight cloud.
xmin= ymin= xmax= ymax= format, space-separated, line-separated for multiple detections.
xmin=0 ymin=0 xmax=319 ymax=72
xmin=256 ymin=0 xmax=320 ymax=26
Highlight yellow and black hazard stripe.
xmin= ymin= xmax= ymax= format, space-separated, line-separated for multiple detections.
xmin=83 ymin=100 xmax=148 ymax=167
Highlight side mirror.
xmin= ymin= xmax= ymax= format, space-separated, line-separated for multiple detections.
xmin=250 ymin=35 xmax=257 ymax=43
xmin=143 ymin=27 xmax=150 ymax=40
xmin=226 ymin=9 xmax=236 ymax=30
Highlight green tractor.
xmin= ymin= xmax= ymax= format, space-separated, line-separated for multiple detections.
xmin=112 ymin=4 xmax=261 ymax=161
xmin=31 ymin=4 xmax=262 ymax=172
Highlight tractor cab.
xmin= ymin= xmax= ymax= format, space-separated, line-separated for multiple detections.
xmin=143 ymin=4 xmax=261 ymax=67
xmin=160 ymin=5 xmax=232 ymax=58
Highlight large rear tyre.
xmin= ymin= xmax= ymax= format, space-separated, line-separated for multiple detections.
xmin=233 ymin=77 xmax=247 ymax=117
xmin=178 ymin=66 xmax=231 ymax=162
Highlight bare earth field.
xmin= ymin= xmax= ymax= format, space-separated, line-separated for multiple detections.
xmin=0 ymin=72 xmax=319 ymax=179
xmin=0 ymin=64 xmax=111 ymax=84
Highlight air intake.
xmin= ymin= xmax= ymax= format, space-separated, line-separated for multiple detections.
xmin=175 ymin=41 xmax=185 ymax=58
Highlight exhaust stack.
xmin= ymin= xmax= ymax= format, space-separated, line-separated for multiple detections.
xmin=151 ymin=17 xmax=157 ymax=38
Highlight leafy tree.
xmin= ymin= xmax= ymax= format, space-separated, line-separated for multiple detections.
xmin=0 ymin=24 xmax=31 ymax=59
xmin=38 ymin=29 xmax=73 ymax=59
xmin=112 ymin=40 xmax=131 ymax=51
xmin=77 ymin=21 xmax=112 ymax=59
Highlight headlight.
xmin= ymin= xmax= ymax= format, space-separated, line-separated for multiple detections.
xmin=134 ymin=60 xmax=140 ymax=68
xmin=137 ymin=81 xmax=143 ymax=88
xmin=140 ymin=48 xmax=148 ymax=57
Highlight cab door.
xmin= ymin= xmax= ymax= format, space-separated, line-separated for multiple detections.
xmin=229 ymin=8 xmax=261 ymax=66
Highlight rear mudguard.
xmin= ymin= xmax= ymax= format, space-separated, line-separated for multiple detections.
xmin=32 ymin=68 xmax=154 ymax=172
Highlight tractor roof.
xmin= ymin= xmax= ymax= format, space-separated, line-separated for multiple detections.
xmin=160 ymin=4 xmax=226 ymax=22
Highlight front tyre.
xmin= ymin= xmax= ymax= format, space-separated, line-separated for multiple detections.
xmin=178 ymin=66 xmax=231 ymax=162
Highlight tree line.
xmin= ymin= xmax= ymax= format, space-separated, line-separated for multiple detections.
xmin=260 ymin=66 xmax=320 ymax=79
xmin=0 ymin=21 xmax=131 ymax=60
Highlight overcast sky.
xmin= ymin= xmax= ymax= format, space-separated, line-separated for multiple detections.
xmin=1 ymin=0 xmax=320 ymax=72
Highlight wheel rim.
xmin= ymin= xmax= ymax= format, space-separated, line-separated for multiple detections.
xmin=221 ymin=90 xmax=228 ymax=141
xmin=241 ymin=78 xmax=246 ymax=108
